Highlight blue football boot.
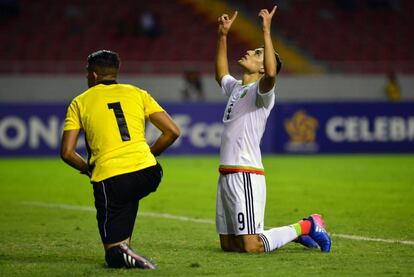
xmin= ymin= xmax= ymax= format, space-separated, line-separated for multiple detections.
xmin=294 ymin=235 xmax=319 ymax=249
xmin=307 ymin=214 xmax=332 ymax=253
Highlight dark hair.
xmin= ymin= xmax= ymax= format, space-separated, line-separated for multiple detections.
xmin=258 ymin=46 xmax=282 ymax=75
xmin=275 ymin=52 xmax=282 ymax=75
xmin=86 ymin=50 xmax=120 ymax=72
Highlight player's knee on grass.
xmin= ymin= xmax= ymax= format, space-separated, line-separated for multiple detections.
xmin=220 ymin=235 xmax=242 ymax=252
xmin=219 ymin=235 xmax=233 ymax=251
xmin=239 ymin=235 xmax=264 ymax=253
xmin=220 ymin=241 xmax=232 ymax=251
xmin=221 ymin=240 xmax=240 ymax=252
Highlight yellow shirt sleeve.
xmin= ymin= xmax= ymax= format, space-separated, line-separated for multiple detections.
xmin=64 ymin=99 xmax=82 ymax=130
xmin=142 ymin=91 xmax=165 ymax=118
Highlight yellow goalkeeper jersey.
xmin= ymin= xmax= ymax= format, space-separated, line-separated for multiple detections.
xmin=64 ymin=82 xmax=165 ymax=182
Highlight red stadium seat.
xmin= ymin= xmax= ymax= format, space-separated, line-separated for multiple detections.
xmin=0 ymin=0 xmax=412 ymax=74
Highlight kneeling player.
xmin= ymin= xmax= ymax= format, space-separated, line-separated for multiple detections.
xmin=61 ymin=50 xmax=180 ymax=268
xmin=214 ymin=7 xmax=331 ymax=253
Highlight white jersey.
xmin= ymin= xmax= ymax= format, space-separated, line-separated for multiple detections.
xmin=219 ymin=74 xmax=275 ymax=175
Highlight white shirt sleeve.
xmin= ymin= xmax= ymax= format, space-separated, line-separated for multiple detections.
xmin=256 ymin=85 xmax=275 ymax=108
xmin=221 ymin=74 xmax=238 ymax=97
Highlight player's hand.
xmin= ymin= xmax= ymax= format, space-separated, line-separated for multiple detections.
xmin=217 ymin=11 xmax=238 ymax=36
xmin=259 ymin=6 xmax=277 ymax=33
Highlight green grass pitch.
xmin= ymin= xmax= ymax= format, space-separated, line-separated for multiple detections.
xmin=0 ymin=155 xmax=413 ymax=276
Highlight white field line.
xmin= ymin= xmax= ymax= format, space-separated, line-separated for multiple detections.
xmin=21 ymin=201 xmax=414 ymax=246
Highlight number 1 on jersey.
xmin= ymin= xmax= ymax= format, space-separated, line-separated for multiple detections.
xmin=107 ymin=102 xmax=131 ymax=141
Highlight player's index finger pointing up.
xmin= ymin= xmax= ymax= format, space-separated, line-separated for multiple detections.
xmin=230 ymin=11 xmax=238 ymax=22
xmin=270 ymin=5 xmax=277 ymax=16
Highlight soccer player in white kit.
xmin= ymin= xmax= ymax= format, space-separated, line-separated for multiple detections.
xmin=215 ymin=6 xmax=332 ymax=253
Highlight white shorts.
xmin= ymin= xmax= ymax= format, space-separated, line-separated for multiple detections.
xmin=216 ymin=172 xmax=266 ymax=235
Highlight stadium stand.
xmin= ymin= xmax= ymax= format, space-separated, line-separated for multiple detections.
xmin=233 ymin=0 xmax=414 ymax=73
xmin=0 ymin=0 xmax=250 ymax=74
xmin=0 ymin=0 xmax=413 ymax=74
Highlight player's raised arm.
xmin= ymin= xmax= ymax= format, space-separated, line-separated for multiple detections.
xmin=215 ymin=11 xmax=238 ymax=85
xmin=259 ymin=6 xmax=277 ymax=93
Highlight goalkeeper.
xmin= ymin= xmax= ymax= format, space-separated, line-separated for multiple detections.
xmin=61 ymin=50 xmax=180 ymax=269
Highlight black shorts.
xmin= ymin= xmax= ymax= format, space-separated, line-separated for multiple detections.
xmin=92 ymin=163 xmax=163 ymax=244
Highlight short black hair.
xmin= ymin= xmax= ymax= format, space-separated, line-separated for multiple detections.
xmin=275 ymin=52 xmax=282 ymax=75
xmin=86 ymin=50 xmax=120 ymax=72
